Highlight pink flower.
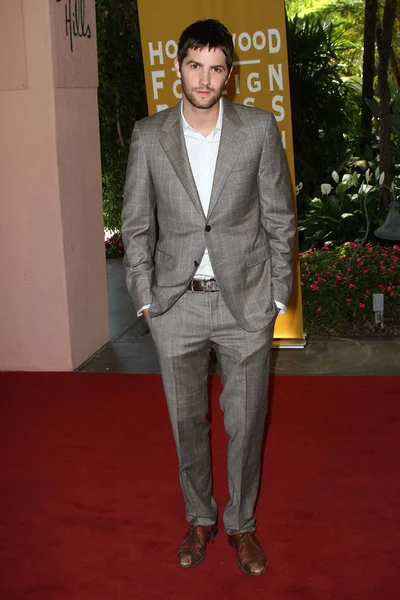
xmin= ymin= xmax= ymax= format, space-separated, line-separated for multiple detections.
xmin=387 ymin=286 xmax=392 ymax=291
xmin=367 ymin=247 xmax=373 ymax=253
xmin=359 ymin=303 xmax=365 ymax=308
xmin=390 ymin=291 xmax=394 ymax=297
xmin=349 ymin=284 xmax=355 ymax=288
xmin=336 ymin=275 xmax=341 ymax=280
xmin=363 ymin=269 xmax=368 ymax=273
xmin=317 ymin=307 xmax=322 ymax=312
xmin=346 ymin=298 xmax=352 ymax=303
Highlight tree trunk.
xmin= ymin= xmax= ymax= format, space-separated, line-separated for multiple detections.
xmin=390 ymin=46 xmax=400 ymax=85
xmin=377 ymin=0 xmax=397 ymax=209
xmin=361 ymin=0 xmax=378 ymax=139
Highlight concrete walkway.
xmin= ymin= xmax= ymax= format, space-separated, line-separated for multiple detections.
xmin=80 ymin=259 xmax=400 ymax=376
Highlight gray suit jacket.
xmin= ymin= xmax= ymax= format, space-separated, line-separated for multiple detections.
xmin=122 ymin=99 xmax=295 ymax=332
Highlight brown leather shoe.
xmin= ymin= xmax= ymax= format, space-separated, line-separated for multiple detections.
xmin=178 ymin=524 xmax=218 ymax=568
xmin=228 ymin=532 xmax=268 ymax=576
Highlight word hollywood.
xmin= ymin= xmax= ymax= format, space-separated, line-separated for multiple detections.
xmin=56 ymin=0 xmax=91 ymax=53
xmin=148 ymin=28 xmax=286 ymax=140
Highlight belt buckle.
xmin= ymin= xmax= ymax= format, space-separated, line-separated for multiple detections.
xmin=190 ymin=278 xmax=217 ymax=292
xmin=190 ymin=278 xmax=208 ymax=293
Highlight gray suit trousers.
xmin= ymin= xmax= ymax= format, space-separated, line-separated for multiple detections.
xmin=147 ymin=289 xmax=274 ymax=535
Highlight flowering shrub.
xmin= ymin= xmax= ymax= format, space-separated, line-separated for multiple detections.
xmin=105 ymin=232 xmax=124 ymax=258
xmin=297 ymin=162 xmax=391 ymax=250
xmin=105 ymin=234 xmax=400 ymax=336
xmin=301 ymin=242 xmax=400 ymax=335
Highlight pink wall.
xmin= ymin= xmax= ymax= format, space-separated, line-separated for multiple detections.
xmin=55 ymin=88 xmax=109 ymax=369
xmin=0 ymin=0 xmax=109 ymax=371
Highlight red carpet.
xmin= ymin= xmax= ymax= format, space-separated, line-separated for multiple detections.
xmin=0 ymin=373 xmax=399 ymax=599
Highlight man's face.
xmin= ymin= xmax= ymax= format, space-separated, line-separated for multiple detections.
xmin=174 ymin=46 xmax=231 ymax=110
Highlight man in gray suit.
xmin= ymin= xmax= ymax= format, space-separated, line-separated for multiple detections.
xmin=122 ymin=19 xmax=295 ymax=576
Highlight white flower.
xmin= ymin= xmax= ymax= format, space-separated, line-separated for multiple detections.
xmin=359 ymin=183 xmax=373 ymax=194
xmin=296 ymin=182 xmax=303 ymax=195
xmin=375 ymin=166 xmax=380 ymax=180
xmin=321 ymin=183 xmax=332 ymax=195
xmin=365 ymin=168 xmax=371 ymax=184
xmin=342 ymin=173 xmax=353 ymax=187
xmin=379 ymin=171 xmax=385 ymax=185
xmin=332 ymin=170 xmax=340 ymax=183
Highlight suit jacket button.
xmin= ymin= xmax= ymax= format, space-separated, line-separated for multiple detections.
xmin=205 ymin=225 xmax=211 ymax=232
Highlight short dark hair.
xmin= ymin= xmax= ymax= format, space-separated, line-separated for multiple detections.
xmin=177 ymin=19 xmax=234 ymax=72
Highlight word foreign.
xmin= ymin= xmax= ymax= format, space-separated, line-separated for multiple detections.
xmin=56 ymin=0 xmax=91 ymax=53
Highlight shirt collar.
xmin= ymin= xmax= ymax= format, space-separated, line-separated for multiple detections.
xmin=181 ymin=98 xmax=223 ymax=135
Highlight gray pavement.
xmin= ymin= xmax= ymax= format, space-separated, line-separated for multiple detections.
xmin=79 ymin=259 xmax=400 ymax=376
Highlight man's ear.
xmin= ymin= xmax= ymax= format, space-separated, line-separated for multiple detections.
xmin=225 ymin=67 xmax=233 ymax=85
xmin=174 ymin=57 xmax=181 ymax=79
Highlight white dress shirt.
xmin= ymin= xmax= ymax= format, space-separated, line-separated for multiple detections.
xmin=139 ymin=100 xmax=286 ymax=316
xmin=182 ymin=101 xmax=222 ymax=279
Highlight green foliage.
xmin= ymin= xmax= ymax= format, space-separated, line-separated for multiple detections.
xmin=286 ymin=0 xmax=365 ymax=74
xmin=96 ymin=0 xmax=147 ymax=232
xmin=298 ymin=158 xmax=390 ymax=249
xmin=286 ymin=0 xmax=400 ymax=77
xmin=301 ymin=242 xmax=400 ymax=335
xmin=287 ymin=15 xmax=358 ymax=202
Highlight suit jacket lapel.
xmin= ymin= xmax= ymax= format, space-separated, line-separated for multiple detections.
xmin=207 ymin=99 xmax=247 ymax=218
xmin=158 ymin=104 xmax=204 ymax=216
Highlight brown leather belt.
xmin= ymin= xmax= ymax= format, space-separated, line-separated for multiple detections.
xmin=188 ymin=278 xmax=220 ymax=292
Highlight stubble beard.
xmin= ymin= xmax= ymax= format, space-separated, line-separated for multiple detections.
xmin=181 ymin=76 xmax=224 ymax=110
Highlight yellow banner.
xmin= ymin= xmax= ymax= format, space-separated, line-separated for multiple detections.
xmin=137 ymin=0 xmax=303 ymax=343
